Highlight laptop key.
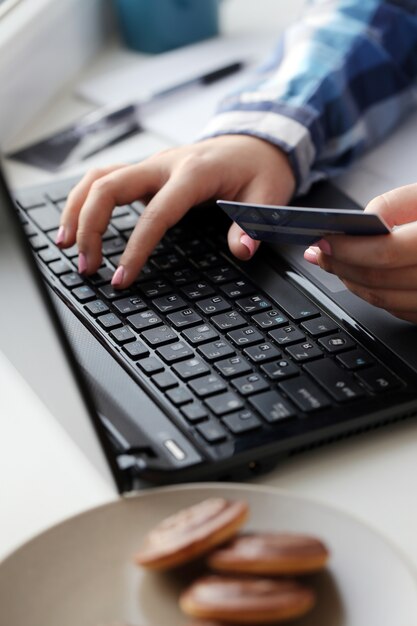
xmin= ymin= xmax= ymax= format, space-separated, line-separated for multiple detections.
xmin=157 ymin=341 xmax=194 ymax=364
xmin=23 ymin=222 xmax=37 ymax=237
xmin=301 ymin=316 xmax=339 ymax=337
xmin=181 ymin=281 xmax=215 ymax=300
xmin=97 ymin=313 xmax=123 ymax=331
xmin=61 ymin=244 xmax=79 ymax=259
xmin=45 ymin=185 xmax=72 ymax=204
xmin=196 ymin=296 xmax=231 ymax=316
xmin=285 ymin=340 xmax=323 ymax=362
xmin=111 ymin=213 xmax=138 ymax=232
xmin=137 ymin=356 xmax=165 ymax=375
xmin=15 ymin=189 xmax=46 ymax=209
xmin=252 ymin=309 xmax=288 ymax=330
xmin=134 ymin=263 xmax=159 ymax=283
xmin=279 ymin=376 xmax=331 ymax=412
xmin=336 ymin=349 xmax=375 ymax=370
xmin=205 ymin=265 xmax=239 ymax=284
xmin=227 ymin=326 xmax=264 ymax=347
xmin=152 ymin=371 xmax=178 ymax=391
xmin=182 ymin=323 xmax=218 ymax=345
xmin=152 ymin=294 xmax=187 ymax=313
xmin=108 ymin=253 xmax=122 ymax=268
xmin=231 ymin=373 xmax=269 ymax=396
xmin=139 ymin=279 xmax=171 ymax=298
xmin=98 ymin=284 xmax=131 ymax=301
xmin=192 ymin=252 xmax=223 ymax=270
xmin=128 ymin=310 xmax=163 ymax=331
xmin=151 ymin=242 xmax=170 ymax=256
xmin=222 ymin=410 xmax=261 ymax=434
xmin=318 ymin=332 xmax=356 ymax=354
xmin=113 ymin=296 xmax=147 ymax=315
xmin=220 ymin=280 xmax=255 ymax=299
xmin=214 ymin=356 xmax=252 ymax=379
xmin=166 ymin=386 xmax=193 ymax=406
xmin=205 ymin=391 xmax=244 ymax=416
xmin=112 ymin=204 xmax=131 ymax=218
xmin=198 ymin=339 xmax=235 ymax=362
xmin=304 ymin=359 xmax=365 ymax=403
xmin=261 ymin=359 xmax=299 ymax=381
xmin=85 ymin=299 xmax=110 ymax=317
xmin=172 ymin=357 xmax=210 ymax=380
xmin=237 ymin=295 xmax=272 ymax=314
xmin=167 ymin=308 xmax=203 ymax=329
xmin=188 ymin=373 xmax=227 ymax=398
xmin=243 ymin=342 xmax=281 ymax=364
xmin=355 ymin=366 xmax=401 ymax=393
xmin=152 ymin=252 xmax=184 ymax=271
xmin=102 ymin=225 xmax=118 ymax=241
xmin=212 ymin=310 xmax=246 ymax=331
xmin=60 ymin=272 xmax=84 ymax=289
xmin=29 ymin=234 xmax=49 ymax=251
xmin=88 ymin=267 xmax=114 ymax=286
xmin=39 ymin=247 xmax=61 ymax=264
xmin=196 ymin=420 xmax=228 ymax=444
xmin=27 ymin=204 xmax=61 ymax=231
xmin=181 ymin=402 xmax=208 ymax=423
xmin=73 ymin=285 xmax=96 ymax=302
xmin=267 ymin=274 xmax=320 ymax=321
xmin=141 ymin=325 xmax=178 ymax=347
xmin=175 ymin=238 xmax=209 ymax=255
xmin=48 ymin=259 xmax=72 ymax=276
xmin=171 ymin=267 xmax=198 ymax=286
xmin=122 ymin=340 xmax=149 ymax=360
xmin=269 ymin=326 xmax=305 ymax=346
xmin=110 ymin=325 xmax=136 ymax=345
xmin=102 ymin=237 xmax=126 ymax=256
xmin=249 ymin=390 xmax=296 ymax=423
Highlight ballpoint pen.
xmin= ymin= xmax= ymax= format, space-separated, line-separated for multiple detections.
xmin=8 ymin=60 xmax=246 ymax=171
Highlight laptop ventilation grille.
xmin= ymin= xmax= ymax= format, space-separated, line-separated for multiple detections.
xmin=288 ymin=409 xmax=417 ymax=458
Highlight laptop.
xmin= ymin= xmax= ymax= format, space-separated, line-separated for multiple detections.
xmin=1 ymin=162 xmax=417 ymax=492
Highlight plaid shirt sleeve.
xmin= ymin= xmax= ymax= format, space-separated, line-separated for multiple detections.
xmin=200 ymin=0 xmax=417 ymax=194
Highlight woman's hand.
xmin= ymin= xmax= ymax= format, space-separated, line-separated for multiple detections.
xmin=57 ymin=135 xmax=295 ymax=289
xmin=304 ymin=183 xmax=417 ymax=323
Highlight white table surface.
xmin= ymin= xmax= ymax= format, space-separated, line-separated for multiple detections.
xmin=2 ymin=2 xmax=417 ymax=586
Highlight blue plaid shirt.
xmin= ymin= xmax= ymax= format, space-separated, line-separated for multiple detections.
xmin=202 ymin=0 xmax=417 ymax=194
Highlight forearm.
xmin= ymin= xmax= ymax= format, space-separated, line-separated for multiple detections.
xmin=201 ymin=0 xmax=417 ymax=194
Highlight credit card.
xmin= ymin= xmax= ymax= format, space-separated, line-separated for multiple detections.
xmin=217 ymin=200 xmax=391 ymax=246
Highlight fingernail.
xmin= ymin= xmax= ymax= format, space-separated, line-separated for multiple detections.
xmin=112 ymin=265 xmax=125 ymax=287
xmin=304 ymin=247 xmax=319 ymax=264
xmin=240 ymin=234 xmax=256 ymax=258
xmin=55 ymin=225 xmax=66 ymax=246
xmin=78 ymin=252 xmax=88 ymax=274
xmin=317 ymin=239 xmax=332 ymax=255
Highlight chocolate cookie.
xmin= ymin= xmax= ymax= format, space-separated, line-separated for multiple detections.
xmin=208 ymin=532 xmax=329 ymax=575
xmin=135 ymin=498 xmax=249 ymax=570
xmin=179 ymin=575 xmax=315 ymax=623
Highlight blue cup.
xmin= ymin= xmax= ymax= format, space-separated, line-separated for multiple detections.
xmin=114 ymin=0 xmax=220 ymax=54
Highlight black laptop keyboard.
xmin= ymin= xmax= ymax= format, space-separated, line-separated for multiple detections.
xmin=15 ymin=183 xmax=404 ymax=456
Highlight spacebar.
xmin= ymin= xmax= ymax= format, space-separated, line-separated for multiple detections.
xmin=265 ymin=272 xmax=319 ymax=321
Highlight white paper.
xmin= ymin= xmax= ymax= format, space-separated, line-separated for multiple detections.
xmin=77 ymin=34 xmax=279 ymax=144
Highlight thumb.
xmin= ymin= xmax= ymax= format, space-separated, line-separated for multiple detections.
xmin=227 ymin=221 xmax=261 ymax=261
xmin=365 ymin=183 xmax=417 ymax=228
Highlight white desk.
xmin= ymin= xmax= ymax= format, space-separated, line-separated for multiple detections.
xmin=2 ymin=5 xmax=417 ymax=582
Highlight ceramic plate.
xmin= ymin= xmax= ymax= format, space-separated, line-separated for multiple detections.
xmin=1 ymin=483 xmax=416 ymax=626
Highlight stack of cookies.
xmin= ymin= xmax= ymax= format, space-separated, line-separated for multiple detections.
xmin=135 ymin=498 xmax=329 ymax=625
